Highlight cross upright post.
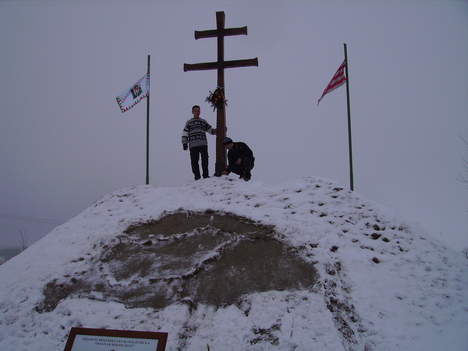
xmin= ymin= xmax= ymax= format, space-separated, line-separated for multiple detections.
xmin=184 ymin=11 xmax=258 ymax=176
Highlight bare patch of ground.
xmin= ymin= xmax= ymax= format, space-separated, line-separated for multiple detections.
xmin=36 ymin=211 xmax=318 ymax=312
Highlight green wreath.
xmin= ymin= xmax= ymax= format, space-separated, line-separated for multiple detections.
xmin=205 ymin=87 xmax=227 ymax=111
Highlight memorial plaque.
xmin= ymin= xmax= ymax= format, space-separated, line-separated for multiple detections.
xmin=63 ymin=327 xmax=167 ymax=351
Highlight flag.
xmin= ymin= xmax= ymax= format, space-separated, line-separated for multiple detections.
xmin=317 ymin=60 xmax=346 ymax=106
xmin=116 ymin=73 xmax=150 ymax=113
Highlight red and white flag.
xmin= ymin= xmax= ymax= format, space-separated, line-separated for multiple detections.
xmin=317 ymin=60 xmax=346 ymax=106
xmin=116 ymin=73 xmax=150 ymax=113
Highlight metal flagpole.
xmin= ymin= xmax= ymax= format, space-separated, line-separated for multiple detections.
xmin=146 ymin=55 xmax=150 ymax=185
xmin=343 ymin=43 xmax=354 ymax=191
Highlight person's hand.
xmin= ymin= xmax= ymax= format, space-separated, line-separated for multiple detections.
xmin=183 ymin=144 xmax=188 ymax=151
xmin=222 ymin=171 xmax=229 ymax=175
xmin=236 ymin=158 xmax=242 ymax=165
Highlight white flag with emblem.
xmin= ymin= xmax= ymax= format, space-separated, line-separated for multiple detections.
xmin=116 ymin=73 xmax=150 ymax=113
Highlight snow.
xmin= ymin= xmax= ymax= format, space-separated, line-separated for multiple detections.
xmin=0 ymin=176 xmax=467 ymax=351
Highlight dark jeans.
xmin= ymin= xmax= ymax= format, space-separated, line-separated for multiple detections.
xmin=229 ymin=157 xmax=255 ymax=178
xmin=190 ymin=145 xmax=209 ymax=179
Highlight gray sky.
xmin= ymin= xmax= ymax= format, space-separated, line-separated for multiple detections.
xmin=1 ymin=0 xmax=467 ymax=251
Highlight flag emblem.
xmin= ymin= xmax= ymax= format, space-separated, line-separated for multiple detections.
xmin=317 ymin=60 xmax=346 ymax=105
xmin=131 ymin=85 xmax=142 ymax=99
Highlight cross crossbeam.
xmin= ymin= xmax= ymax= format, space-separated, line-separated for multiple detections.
xmin=184 ymin=58 xmax=259 ymax=72
xmin=184 ymin=11 xmax=258 ymax=176
xmin=194 ymin=26 xmax=247 ymax=40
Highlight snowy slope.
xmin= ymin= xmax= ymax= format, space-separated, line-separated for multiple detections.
xmin=0 ymin=176 xmax=467 ymax=351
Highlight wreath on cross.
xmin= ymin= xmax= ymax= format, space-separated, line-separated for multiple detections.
xmin=205 ymin=87 xmax=227 ymax=111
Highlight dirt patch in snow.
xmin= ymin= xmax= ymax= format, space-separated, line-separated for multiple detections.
xmin=36 ymin=211 xmax=318 ymax=312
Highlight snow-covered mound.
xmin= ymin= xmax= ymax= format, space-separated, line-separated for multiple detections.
xmin=0 ymin=177 xmax=467 ymax=351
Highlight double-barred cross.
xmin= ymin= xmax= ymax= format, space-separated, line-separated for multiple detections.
xmin=184 ymin=11 xmax=258 ymax=176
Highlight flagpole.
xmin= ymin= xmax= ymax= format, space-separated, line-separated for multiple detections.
xmin=343 ymin=43 xmax=354 ymax=191
xmin=146 ymin=55 xmax=150 ymax=185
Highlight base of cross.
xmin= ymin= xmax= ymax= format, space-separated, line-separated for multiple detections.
xmin=214 ymin=163 xmax=225 ymax=177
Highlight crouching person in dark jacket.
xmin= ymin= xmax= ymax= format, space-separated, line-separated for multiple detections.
xmin=221 ymin=137 xmax=255 ymax=181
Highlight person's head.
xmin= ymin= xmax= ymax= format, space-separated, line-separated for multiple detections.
xmin=192 ymin=105 xmax=201 ymax=118
xmin=223 ymin=137 xmax=234 ymax=149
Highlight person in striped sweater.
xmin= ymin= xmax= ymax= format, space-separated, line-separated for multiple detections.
xmin=182 ymin=105 xmax=216 ymax=180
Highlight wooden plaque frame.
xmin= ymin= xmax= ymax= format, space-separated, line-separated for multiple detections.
xmin=63 ymin=327 xmax=168 ymax=351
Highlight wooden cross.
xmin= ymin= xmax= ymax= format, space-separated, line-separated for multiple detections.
xmin=184 ymin=11 xmax=258 ymax=176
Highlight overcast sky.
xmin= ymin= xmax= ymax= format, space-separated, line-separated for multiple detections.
xmin=1 ymin=0 xmax=467 ymax=252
